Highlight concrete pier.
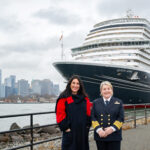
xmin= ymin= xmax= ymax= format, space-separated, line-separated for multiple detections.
xmin=90 ymin=124 xmax=150 ymax=150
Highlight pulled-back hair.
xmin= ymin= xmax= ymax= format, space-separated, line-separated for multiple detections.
xmin=100 ymin=81 xmax=113 ymax=95
xmin=60 ymin=75 xmax=88 ymax=98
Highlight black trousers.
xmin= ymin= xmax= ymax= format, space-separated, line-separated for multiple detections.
xmin=96 ymin=141 xmax=121 ymax=150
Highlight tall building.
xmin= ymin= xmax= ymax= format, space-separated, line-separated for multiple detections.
xmin=0 ymin=84 xmax=5 ymax=98
xmin=10 ymin=75 xmax=16 ymax=89
xmin=4 ymin=77 xmax=11 ymax=97
xmin=40 ymin=79 xmax=53 ymax=95
xmin=18 ymin=79 xmax=29 ymax=97
xmin=31 ymin=80 xmax=41 ymax=95
xmin=10 ymin=75 xmax=17 ymax=95
xmin=5 ymin=77 xmax=11 ymax=87
xmin=0 ymin=69 xmax=1 ymax=85
xmin=53 ymin=84 xmax=60 ymax=96
xmin=0 ymin=69 xmax=2 ymax=98
xmin=4 ymin=75 xmax=16 ymax=97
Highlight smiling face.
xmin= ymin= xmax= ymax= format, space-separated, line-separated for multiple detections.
xmin=70 ymin=78 xmax=80 ymax=95
xmin=101 ymin=84 xmax=113 ymax=99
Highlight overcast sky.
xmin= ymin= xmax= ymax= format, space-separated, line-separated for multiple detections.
xmin=0 ymin=0 xmax=150 ymax=90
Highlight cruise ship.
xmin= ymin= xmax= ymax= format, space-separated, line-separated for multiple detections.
xmin=53 ymin=17 xmax=150 ymax=104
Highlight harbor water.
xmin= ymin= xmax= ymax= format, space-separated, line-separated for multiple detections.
xmin=0 ymin=103 xmax=56 ymax=132
xmin=0 ymin=103 xmax=149 ymax=132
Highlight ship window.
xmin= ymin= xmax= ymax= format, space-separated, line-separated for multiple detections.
xmin=117 ymin=72 xmax=122 ymax=76
xmin=135 ymin=42 xmax=139 ymax=45
xmin=138 ymin=99 xmax=142 ymax=102
xmin=139 ymin=41 xmax=142 ymax=45
xmin=146 ymin=41 xmax=149 ymax=44
xmin=144 ymin=75 xmax=147 ymax=79
xmin=124 ymin=42 xmax=128 ymax=45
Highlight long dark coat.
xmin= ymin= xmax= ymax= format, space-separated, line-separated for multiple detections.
xmin=56 ymin=94 xmax=91 ymax=150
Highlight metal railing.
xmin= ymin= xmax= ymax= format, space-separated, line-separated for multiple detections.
xmin=0 ymin=111 xmax=60 ymax=150
xmin=124 ymin=103 xmax=150 ymax=128
xmin=0 ymin=103 xmax=150 ymax=150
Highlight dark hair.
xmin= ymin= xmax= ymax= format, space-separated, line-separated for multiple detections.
xmin=60 ymin=75 xmax=88 ymax=98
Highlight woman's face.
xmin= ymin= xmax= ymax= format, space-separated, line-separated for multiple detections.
xmin=101 ymin=84 xmax=113 ymax=99
xmin=70 ymin=78 xmax=80 ymax=94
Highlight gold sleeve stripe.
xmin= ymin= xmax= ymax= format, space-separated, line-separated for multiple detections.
xmin=113 ymin=121 xmax=123 ymax=130
xmin=92 ymin=121 xmax=100 ymax=129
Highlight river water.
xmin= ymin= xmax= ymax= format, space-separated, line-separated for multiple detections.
xmin=0 ymin=103 xmax=56 ymax=132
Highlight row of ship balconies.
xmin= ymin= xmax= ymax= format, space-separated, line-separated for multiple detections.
xmin=73 ymin=50 xmax=150 ymax=67
xmin=72 ymin=47 xmax=150 ymax=59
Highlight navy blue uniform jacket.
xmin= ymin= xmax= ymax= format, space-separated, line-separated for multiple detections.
xmin=91 ymin=96 xmax=124 ymax=141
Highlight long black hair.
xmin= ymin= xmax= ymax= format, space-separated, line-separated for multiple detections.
xmin=59 ymin=75 xmax=88 ymax=98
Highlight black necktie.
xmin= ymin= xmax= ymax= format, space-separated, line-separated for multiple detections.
xmin=105 ymin=100 xmax=109 ymax=106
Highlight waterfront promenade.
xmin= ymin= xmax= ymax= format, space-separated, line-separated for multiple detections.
xmin=90 ymin=124 xmax=150 ymax=150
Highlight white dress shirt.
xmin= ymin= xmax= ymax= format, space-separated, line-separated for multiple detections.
xmin=103 ymin=97 xmax=111 ymax=105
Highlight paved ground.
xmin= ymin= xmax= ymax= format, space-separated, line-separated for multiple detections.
xmin=90 ymin=124 xmax=150 ymax=150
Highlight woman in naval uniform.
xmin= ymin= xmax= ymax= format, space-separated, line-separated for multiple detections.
xmin=55 ymin=75 xmax=91 ymax=150
xmin=91 ymin=81 xmax=124 ymax=150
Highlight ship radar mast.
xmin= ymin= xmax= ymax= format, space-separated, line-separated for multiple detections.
xmin=126 ymin=9 xmax=134 ymax=18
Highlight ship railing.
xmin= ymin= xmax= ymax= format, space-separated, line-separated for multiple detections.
xmin=0 ymin=104 xmax=150 ymax=150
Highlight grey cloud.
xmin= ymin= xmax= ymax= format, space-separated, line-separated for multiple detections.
xmin=64 ymin=31 xmax=86 ymax=48
xmin=1 ymin=59 xmax=39 ymax=70
xmin=0 ymin=50 xmax=7 ymax=57
xmin=0 ymin=16 xmax=21 ymax=33
xmin=97 ymin=0 xmax=150 ymax=19
xmin=34 ymin=7 xmax=81 ymax=25
xmin=0 ymin=36 xmax=59 ymax=54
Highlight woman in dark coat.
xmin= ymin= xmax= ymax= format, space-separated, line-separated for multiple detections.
xmin=56 ymin=75 xmax=91 ymax=150
xmin=91 ymin=81 xmax=124 ymax=150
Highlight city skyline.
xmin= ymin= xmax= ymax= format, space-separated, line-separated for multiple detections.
xmin=0 ymin=69 xmax=60 ymax=98
xmin=0 ymin=68 xmax=57 ymax=85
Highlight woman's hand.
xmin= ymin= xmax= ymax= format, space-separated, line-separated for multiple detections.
xmin=65 ymin=128 xmax=71 ymax=132
xmin=98 ymin=129 xmax=107 ymax=138
xmin=104 ymin=127 xmax=113 ymax=136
